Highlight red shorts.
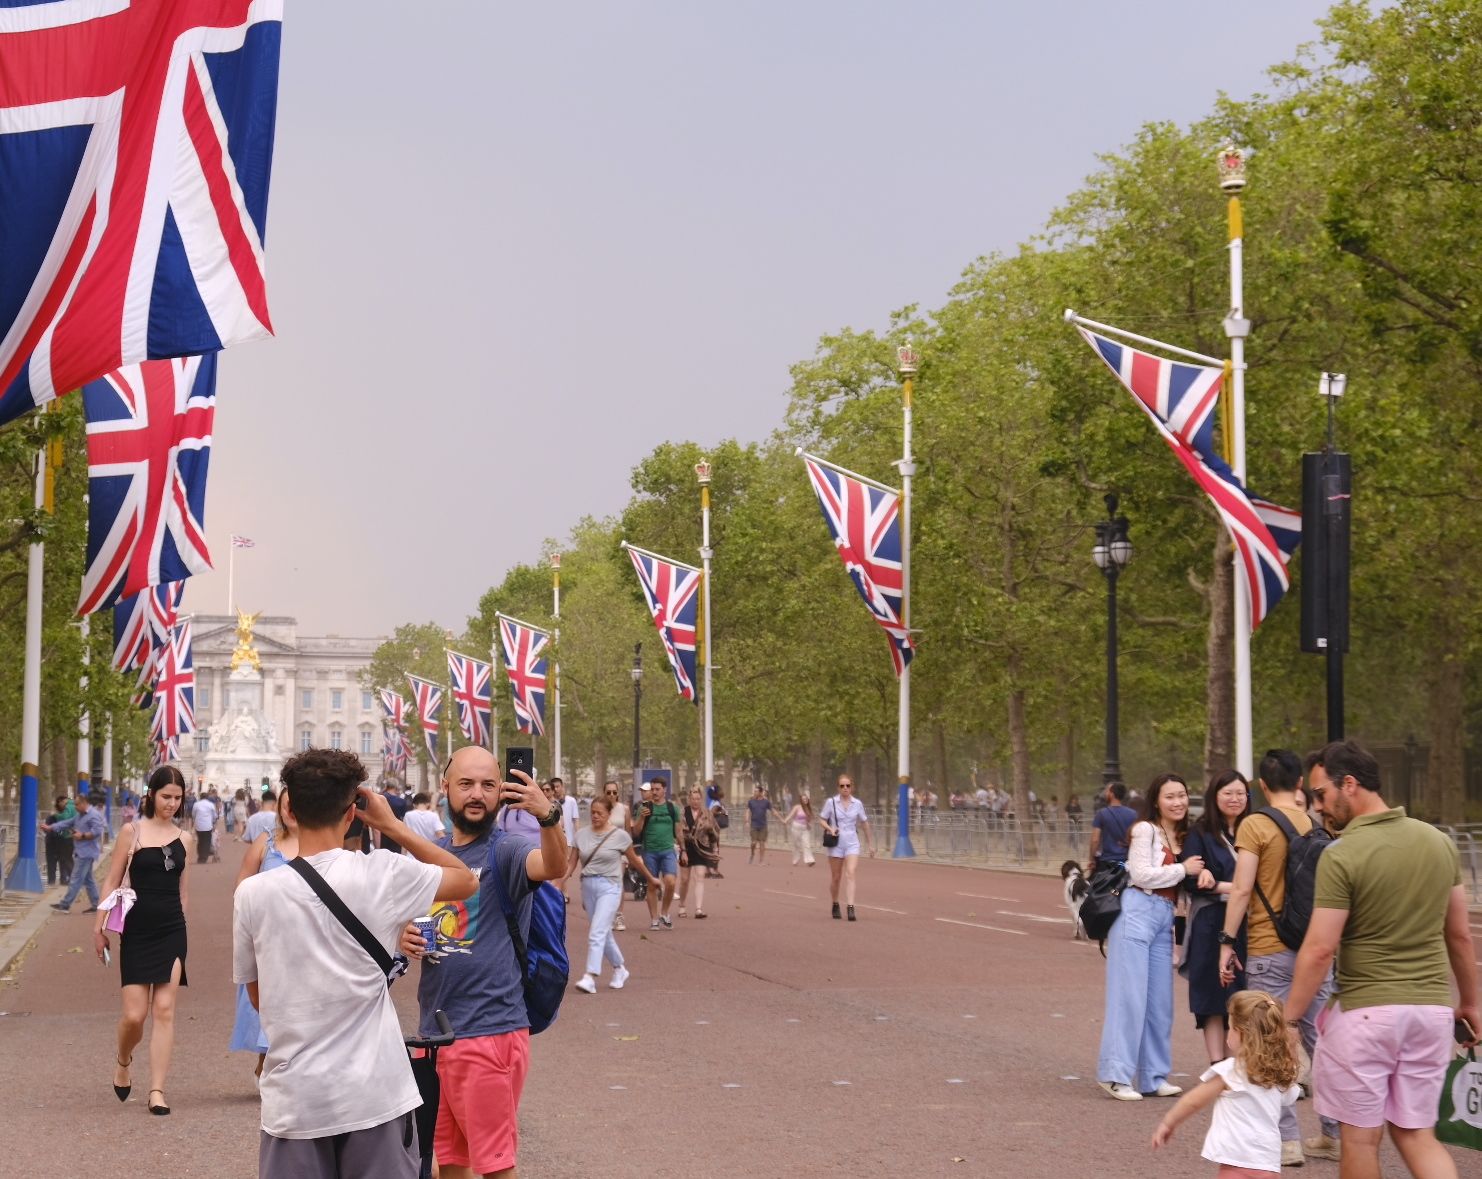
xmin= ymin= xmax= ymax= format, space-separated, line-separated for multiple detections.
xmin=435 ymin=1030 xmax=531 ymax=1174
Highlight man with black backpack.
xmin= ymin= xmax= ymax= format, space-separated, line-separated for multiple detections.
xmin=1218 ymin=749 xmax=1341 ymax=1166
xmin=415 ymin=746 xmax=569 ymax=1179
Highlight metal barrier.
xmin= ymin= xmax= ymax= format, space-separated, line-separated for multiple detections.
xmin=0 ymin=823 xmax=11 ymax=900
xmin=1440 ymin=825 xmax=1481 ymax=903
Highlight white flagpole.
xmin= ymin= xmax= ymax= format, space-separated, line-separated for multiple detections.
xmin=696 ymin=460 xmax=715 ymax=787
xmin=894 ymin=344 xmax=918 ymax=858
xmin=6 ymin=450 xmax=48 ymax=891
xmin=489 ymin=640 xmax=500 ymax=763
xmin=1220 ymin=146 xmax=1254 ymax=779
xmin=551 ymin=554 xmax=562 ymax=781
xmin=78 ymin=615 xmax=92 ymax=800
xmin=1062 ymin=309 xmax=1225 ymax=366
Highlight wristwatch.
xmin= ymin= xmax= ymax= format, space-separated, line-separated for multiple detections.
xmin=1216 ymin=931 xmax=1239 ymax=947
xmin=537 ymin=805 xmax=562 ymax=829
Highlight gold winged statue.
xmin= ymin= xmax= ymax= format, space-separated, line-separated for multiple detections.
xmin=230 ymin=608 xmax=263 ymax=671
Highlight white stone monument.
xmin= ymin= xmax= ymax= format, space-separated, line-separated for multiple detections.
xmin=202 ymin=611 xmax=283 ymax=793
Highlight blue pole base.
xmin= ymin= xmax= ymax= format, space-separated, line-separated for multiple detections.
xmin=892 ymin=781 xmax=915 ymax=858
xmin=5 ymin=854 xmax=44 ymax=893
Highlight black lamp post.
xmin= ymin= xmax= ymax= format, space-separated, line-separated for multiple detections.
xmin=1093 ymin=493 xmax=1133 ymax=785
xmin=631 ymin=642 xmax=643 ymax=789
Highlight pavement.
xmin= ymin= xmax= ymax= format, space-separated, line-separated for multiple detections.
xmin=1 ymin=841 xmax=1475 ymax=1177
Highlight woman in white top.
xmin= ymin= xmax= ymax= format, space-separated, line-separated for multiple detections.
xmin=783 ymin=794 xmax=815 ymax=867
xmin=820 ymin=777 xmax=875 ymax=921
xmin=1096 ymin=773 xmax=1205 ymax=1102
xmin=566 ymin=796 xmax=658 ymax=994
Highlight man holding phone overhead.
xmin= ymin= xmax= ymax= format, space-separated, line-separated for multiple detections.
xmin=415 ymin=745 xmax=568 ymax=1179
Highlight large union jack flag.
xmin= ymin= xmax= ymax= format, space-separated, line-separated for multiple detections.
xmin=113 ymin=579 xmax=182 ymax=707
xmin=446 ymin=649 xmax=493 ymax=747
xmin=149 ymin=616 xmax=194 ymax=740
xmin=1076 ymin=326 xmax=1300 ymax=628
xmin=0 ymin=0 xmax=283 ymax=423
xmin=495 ymin=615 xmax=548 ymax=735
xmin=377 ymin=687 xmax=408 ymax=730
xmin=801 ymin=455 xmax=914 ymax=676
xmin=151 ymin=734 xmax=179 ymax=769
xmin=623 ymin=544 xmax=700 ymax=700
xmin=78 ymin=354 xmax=216 ymax=615
xmin=405 ymin=674 xmax=443 ymax=764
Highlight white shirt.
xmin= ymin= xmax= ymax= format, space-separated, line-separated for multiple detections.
xmin=609 ymin=801 xmax=629 ymax=831
xmin=1200 ymin=1057 xmax=1299 ymax=1171
xmin=404 ymin=808 xmax=445 ymax=843
xmin=1126 ymin=821 xmax=1187 ymax=892
xmin=560 ymin=796 xmax=580 ymax=843
xmin=233 ymin=848 xmax=442 ymax=1139
xmin=192 ymin=798 xmax=217 ymax=832
xmin=825 ymin=796 xmax=867 ymax=839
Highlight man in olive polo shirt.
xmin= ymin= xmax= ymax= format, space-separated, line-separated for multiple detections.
xmin=1219 ymin=748 xmax=1341 ymax=1165
xmin=1284 ymin=740 xmax=1480 ymax=1179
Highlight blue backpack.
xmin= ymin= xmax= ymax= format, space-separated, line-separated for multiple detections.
xmin=486 ymin=832 xmax=568 ymax=1034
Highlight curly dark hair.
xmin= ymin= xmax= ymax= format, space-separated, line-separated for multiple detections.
xmin=279 ymin=748 xmax=367 ymax=829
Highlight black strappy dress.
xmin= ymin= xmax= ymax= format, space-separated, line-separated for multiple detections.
xmin=120 ymin=837 xmax=189 ymax=988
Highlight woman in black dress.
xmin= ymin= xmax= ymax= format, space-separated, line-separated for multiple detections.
xmin=678 ymin=786 xmax=721 ymax=919
xmin=1179 ymin=769 xmax=1250 ymax=1064
xmin=93 ymin=765 xmax=189 ymax=1116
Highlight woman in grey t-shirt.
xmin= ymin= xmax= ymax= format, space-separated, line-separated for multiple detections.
xmin=566 ymin=796 xmax=659 ymax=994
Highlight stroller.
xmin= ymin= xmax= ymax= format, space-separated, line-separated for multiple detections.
xmin=624 ymin=863 xmax=648 ymax=902
xmin=404 ymin=1009 xmax=455 ymax=1179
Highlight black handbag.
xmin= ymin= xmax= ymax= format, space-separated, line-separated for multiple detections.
xmin=821 ymin=800 xmax=840 ymax=848
xmin=1079 ymin=861 xmax=1128 ymax=943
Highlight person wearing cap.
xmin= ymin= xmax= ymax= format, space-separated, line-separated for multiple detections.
xmin=632 ymin=779 xmax=684 ymax=930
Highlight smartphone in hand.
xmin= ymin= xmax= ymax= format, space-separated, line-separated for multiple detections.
xmin=1455 ymin=1018 xmax=1476 ymax=1044
xmin=505 ymin=747 xmax=534 ymax=783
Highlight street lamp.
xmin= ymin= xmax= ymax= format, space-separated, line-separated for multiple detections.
xmin=631 ymin=642 xmax=643 ymax=791
xmin=1093 ymin=493 xmax=1133 ymax=785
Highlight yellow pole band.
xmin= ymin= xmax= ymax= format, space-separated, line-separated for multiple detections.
xmin=1227 ymin=196 xmax=1243 ymax=242
xmin=902 ymin=375 xmax=913 ymax=409
xmin=1221 ymin=359 xmax=1235 ymax=465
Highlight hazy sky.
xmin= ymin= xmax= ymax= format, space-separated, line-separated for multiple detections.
xmin=204 ymin=1 xmax=1335 ymax=637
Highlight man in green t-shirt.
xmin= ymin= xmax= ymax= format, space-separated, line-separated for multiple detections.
xmin=1284 ymin=739 xmax=1480 ymax=1179
xmin=632 ymin=779 xmax=685 ymax=930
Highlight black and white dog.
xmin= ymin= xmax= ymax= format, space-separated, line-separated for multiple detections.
xmin=1061 ymin=860 xmax=1089 ymax=940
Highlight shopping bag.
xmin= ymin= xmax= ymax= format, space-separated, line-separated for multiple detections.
xmin=1436 ymin=1049 xmax=1482 ymax=1151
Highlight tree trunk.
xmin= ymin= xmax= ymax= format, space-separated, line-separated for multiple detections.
xmin=808 ymin=734 xmax=824 ymax=801
xmin=1007 ymin=653 xmax=1035 ymax=858
xmin=594 ymin=742 xmax=607 ymax=791
xmin=935 ymin=722 xmax=950 ymax=795
xmin=1059 ymin=720 xmax=1075 ymax=806
xmin=1428 ymin=646 xmax=1465 ymax=825
xmin=1204 ymin=530 xmax=1235 ymax=781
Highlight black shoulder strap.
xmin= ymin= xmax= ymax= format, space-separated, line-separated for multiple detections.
xmin=1250 ymin=808 xmax=1296 ymax=927
xmin=288 ymin=856 xmax=395 ymax=982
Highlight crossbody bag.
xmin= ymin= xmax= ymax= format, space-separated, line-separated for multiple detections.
xmin=822 ymin=800 xmax=840 ymax=848
xmin=288 ymin=856 xmax=405 ymax=984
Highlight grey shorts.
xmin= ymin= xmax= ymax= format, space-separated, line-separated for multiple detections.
xmin=259 ymin=1112 xmax=418 ymax=1179
xmin=750 ymin=825 xmax=769 ymax=844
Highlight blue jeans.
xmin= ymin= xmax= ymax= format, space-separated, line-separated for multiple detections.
xmin=642 ymin=849 xmax=678 ymax=878
xmin=60 ymin=857 xmax=99 ymax=909
xmin=580 ymin=876 xmax=625 ymax=977
xmin=1246 ymin=948 xmax=1340 ymax=1141
xmin=1098 ymin=886 xmax=1174 ymax=1091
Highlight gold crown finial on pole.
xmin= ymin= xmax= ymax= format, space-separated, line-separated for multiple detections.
xmin=694 ymin=457 xmax=712 ymax=485
xmin=1217 ymin=143 xmax=1246 ymax=194
xmin=897 ymin=340 xmax=919 ymax=376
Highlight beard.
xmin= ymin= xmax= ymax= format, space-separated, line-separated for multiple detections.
xmin=450 ymin=801 xmax=494 ymax=837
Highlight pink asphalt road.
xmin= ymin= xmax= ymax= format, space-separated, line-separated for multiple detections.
xmin=0 ymin=841 xmax=1435 ymax=1177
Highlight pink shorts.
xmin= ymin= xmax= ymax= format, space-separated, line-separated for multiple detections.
xmin=435 ymin=1030 xmax=530 ymax=1173
xmin=1313 ymin=1002 xmax=1454 ymax=1129
xmin=1218 ymin=1167 xmax=1278 ymax=1178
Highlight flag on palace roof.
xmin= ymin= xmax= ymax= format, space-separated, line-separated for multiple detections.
xmin=447 ymin=650 xmax=493 ymax=748
xmin=624 ymin=546 xmax=699 ymax=701
xmin=405 ymin=674 xmax=443 ymax=763
xmin=0 ymin=1 xmax=283 ymax=425
xmin=78 ymin=355 xmax=217 ymax=616
xmin=149 ymin=618 xmax=194 ymax=740
xmin=801 ymin=455 xmax=914 ymax=676
xmin=231 ymin=534 xmax=255 ymax=548
xmin=495 ymin=616 xmax=549 ymax=736
xmin=1075 ymin=325 xmax=1300 ymax=629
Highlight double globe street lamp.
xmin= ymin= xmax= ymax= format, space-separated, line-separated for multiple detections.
xmin=1092 ymin=493 xmax=1133 ymax=785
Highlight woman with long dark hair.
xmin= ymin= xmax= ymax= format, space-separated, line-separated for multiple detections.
xmin=93 ymin=765 xmax=189 ymax=1115
xmin=1179 ymin=770 xmax=1251 ymax=1064
xmin=678 ymin=786 xmax=721 ymax=918
xmin=1096 ymin=773 xmax=1205 ymax=1101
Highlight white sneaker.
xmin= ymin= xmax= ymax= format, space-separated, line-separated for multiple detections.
xmin=615 ymin=915 xmax=626 ymax=931
xmin=1151 ymin=1082 xmax=1183 ymax=1097
xmin=1098 ymin=1082 xmax=1143 ymax=1101
xmin=609 ymin=966 xmax=630 ymax=990
xmin=574 ymin=974 xmax=597 ymax=994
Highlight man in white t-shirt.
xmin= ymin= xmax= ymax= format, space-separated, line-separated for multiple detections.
xmin=192 ymin=794 xmax=217 ymax=863
xmin=404 ymin=792 xmax=446 ymax=843
xmin=233 ymin=749 xmax=477 ymax=1179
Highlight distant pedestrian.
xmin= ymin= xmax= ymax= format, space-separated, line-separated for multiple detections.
xmin=404 ymin=792 xmax=446 ymax=843
xmin=229 ymin=788 xmax=248 ymax=836
xmin=746 ymin=784 xmax=774 ymax=864
xmin=241 ymin=791 xmax=277 ymax=846
xmin=44 ymin=793 xmax=76 ymax=886
xmin=1088 ymin=780 xmax=1138 ymax=874
xmin=783 ymin=794 xmax=816 ymax=866
xmin=678 ymin=786 xmax=721 ymax=918
xmin=1180 ymin=770 xmax=1251 ymax=1065
xmin=1283 ymin=740 xmax=1479 ymax=1178
xmin=46 ymin=792 xmax=106 ymax=912
xmin=601 ymin=782 xmax=631 ymax=930
xmin=1097 ymin=773 xmax=1204 ymax=1102
xmin=633 ymin=779 xmax=683 ymax=929
xmin=93 ymin=766 xmax=190 ymax=1116
xmin=820 ymin=776 xmax=874 ymax=921
xmin=1151 ymin=989 xmax=1301 ymax=1176
xmin=378 ymin=780 xmax=410 ymax=854
xmin=1065 ymin=795 xmax=1083 ymax=827
xmin=230 ymin=796 xmax=297 ymax=1077
xmin=568 ymin=795 xmax=657 ymax=993
xmin=191 ymin=791 xmax=216 ymax=863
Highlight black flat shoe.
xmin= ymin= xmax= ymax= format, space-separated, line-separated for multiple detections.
xmin=147 ymin=1089 xmax=170 ymax=1116
xmin=113 ymin=1055 xmax=132 ymax=1102
xmin=847 ymin=906 xmax=857 ymax=922
xmin=831 ymin=903 xmax=841 ymax=919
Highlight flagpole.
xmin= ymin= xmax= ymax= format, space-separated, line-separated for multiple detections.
xmin=102 ymin=730 xmax=114 ymax=835
xmin=78 ymin=616 xmax=92 ymax=802
xmin=894 ymin=343 xmax=917 ymax=858
xmin=696 ymin=459 xmax=714 ymax=787
xmin=6 ymin=450 xmax=48 ymax=891
xmin=1220 ymin=145 xmax=1254 ymax=780
xmin=551 ymin=553 xmax=562 ymax=781
xmin=489 ymin=640 xmax=500 ymax=761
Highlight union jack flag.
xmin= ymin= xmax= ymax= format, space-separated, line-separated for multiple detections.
xmin=77 ymin=355 xmax=216 ymax=615
xmin=0 ymin=0 xmax=283 ymax=424
xmin=623 ymin=545 xmax=700 ymax=700
xmin=112 ymin=580 xmax=182 ymax=706
xmin=382 ymin=724 xmax=409 ymax=777
xmin=377 ymin=687 xmax=409 ymax=730
xmin=149 ymin=617 xmax=194 ymax=740
xmin=405 ymin=674 xmax=443 ymax=764
xmin=112 ymin=586 xmax=151 ymax=675
xmin=801 ymin=455 xmax=914 ymax=675
xmin=495 ymin=615 xmax=549 ymax=735
xmin=1076 ymin=326 xmax=1300 ymax=628
xmin=151 ymin=735 xmax=179 ymax=769
xmin=446 ymin=649 xmax=493 ymax=747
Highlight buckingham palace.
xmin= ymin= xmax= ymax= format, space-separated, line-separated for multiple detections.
xmin=179 ymin=613 xmax=388 ymax=791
